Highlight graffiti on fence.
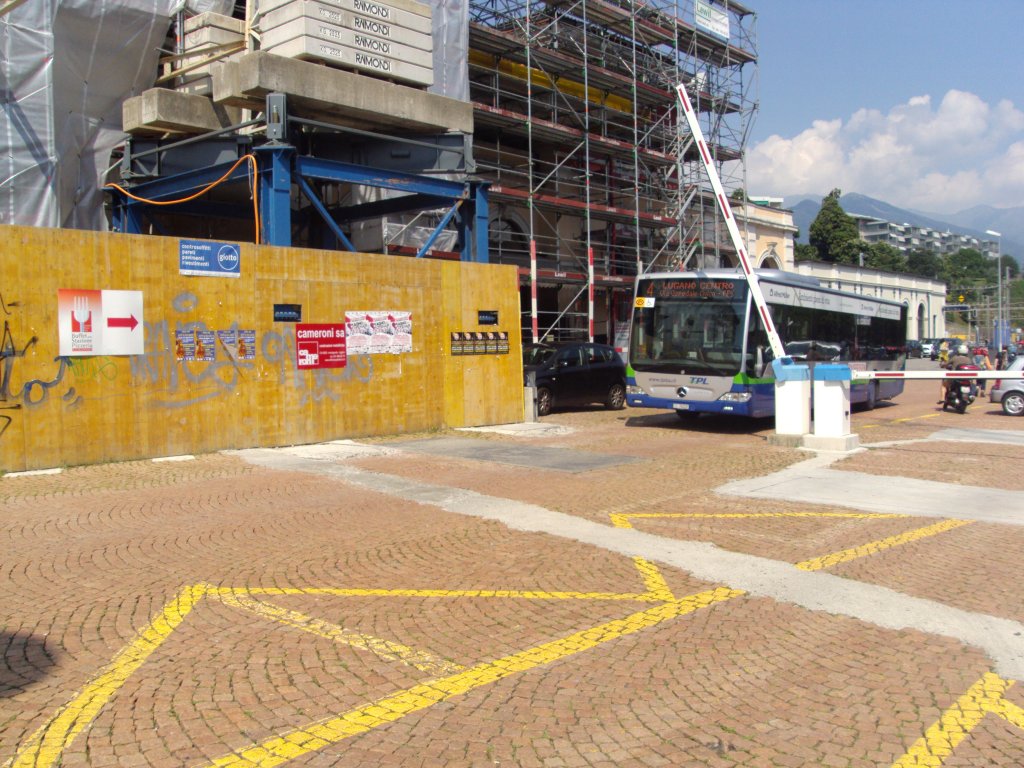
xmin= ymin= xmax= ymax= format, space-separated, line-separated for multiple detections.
xmin=130 ymin=292 xmax=374 ymax=409
xmin=0 ymin=294 xmax=39 ymax=440
xmin=1 ymin=289 xmax=378 ymax=446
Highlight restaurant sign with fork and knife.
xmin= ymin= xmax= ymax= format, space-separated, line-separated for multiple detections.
xmin=58 ymin=289 xmax=144 ymax=356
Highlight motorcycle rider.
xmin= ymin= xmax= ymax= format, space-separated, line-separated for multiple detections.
xmin=938 ymin=343 xmax=975 ymax=404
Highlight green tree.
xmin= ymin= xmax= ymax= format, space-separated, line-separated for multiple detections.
xmin=794 ymin=243 xmax=818 ymax=262
xmin=942 ymin=248 xmax=993 ymax=303
xmin=906 ymin=248 xmax=943 ymax=279
xmin=863 ymin=242 xmax=908 ymax=272
xmin=996 ymin=254 xmax=1019 ymax=280
xmin=808 ymin=189 xmax=860 ymax=264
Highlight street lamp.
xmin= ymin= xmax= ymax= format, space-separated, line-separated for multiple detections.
xmin=986 ymin=230 xmax=1002 ymax=347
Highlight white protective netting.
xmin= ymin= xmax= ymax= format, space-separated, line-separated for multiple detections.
xmin=0 ymin=1 xmax=231 ymax=229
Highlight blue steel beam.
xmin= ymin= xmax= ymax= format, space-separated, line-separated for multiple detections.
xmin=416 ymin=200 xmax=464 ymax=258
xmin=112 ymin=160 xmax=256 ymax=201
xmin=296 ymin=175 xmax=357 ymax=252
xmin=295 ymin=156 xmax=468 ymax=198
xmin=256 ymin=145 xmax=294 ymax=246
xmin=339 ymin=194 xmax=454 ymax=222
xmin=473 ymin=182 xmax=489 ymax=263
xmin=108 ymin=160 xmax=258 ymax=236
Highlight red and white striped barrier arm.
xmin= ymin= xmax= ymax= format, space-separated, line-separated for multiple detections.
xmin=853 ymin=370 xmax=1024 ymax=381
xmin=675 ymin=83 xmax=788 ymax=362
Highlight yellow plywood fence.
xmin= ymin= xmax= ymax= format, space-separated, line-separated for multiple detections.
xmin=0 ymin=226 xmax=524 ymax=472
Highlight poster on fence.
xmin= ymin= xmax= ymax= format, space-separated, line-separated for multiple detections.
xmin=295 ymin=324 xmax=347 ymax=370
xmin=216 ymin=329 xmax=256 ymax=360
xmin=345 ymin=311 xmax=412 ymax=354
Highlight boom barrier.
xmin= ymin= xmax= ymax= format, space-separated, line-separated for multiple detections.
xmin=853 ymin=370 xmax=1024 ymax=381
xmin=674 ymin=83 xmax=787 ymax=362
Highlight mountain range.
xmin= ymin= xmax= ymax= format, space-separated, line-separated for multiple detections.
xmin=784 ymin=193 xmax=1023 ymax=266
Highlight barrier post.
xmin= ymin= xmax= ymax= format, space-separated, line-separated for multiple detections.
xmin=524 ymin=370 xmax=538 ymax=422
xmin=770 ymin=358 xmax=810 ymax=445
xmin=805 ymin=364 xmax=859 ymax=452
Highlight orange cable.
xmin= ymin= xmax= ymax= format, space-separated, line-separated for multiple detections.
xmin=106 ymin=154 xmax=262 ymax=244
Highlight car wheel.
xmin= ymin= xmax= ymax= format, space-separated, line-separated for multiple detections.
xmin=1002 ymin=391 xmax=1024 ymax=417
xmin=536 ymin=387 xmax=553 ymax=417
xmin=605 ymin=383 xmax=626 ymax=410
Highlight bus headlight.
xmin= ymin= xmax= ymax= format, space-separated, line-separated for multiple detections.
xmin=717 ymin=392 xmax=752 ymax=403
xmin=627 ymin=385 xmax=645 ymax=396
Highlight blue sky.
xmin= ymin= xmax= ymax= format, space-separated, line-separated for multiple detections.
xmin=745 ymin=0 xmax=1024 ymax=214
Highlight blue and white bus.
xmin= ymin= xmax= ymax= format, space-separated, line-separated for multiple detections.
xmin=626 ymin=270 xmax=907 ymax=418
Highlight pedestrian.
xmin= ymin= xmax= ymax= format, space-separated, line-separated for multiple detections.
xmin=938 ymin=339 xmax=950 ymax=364
xmin=998 ymin=346 xmax=1009 ymax=370
xmin=973 ymin=347 xmax=993 ymax=394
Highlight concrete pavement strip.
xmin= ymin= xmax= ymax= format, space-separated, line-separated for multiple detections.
xmin=232 ymin=440 xmax=1024 ymax=680
xmin=720 ymin=429 xmax=1024 ymax=525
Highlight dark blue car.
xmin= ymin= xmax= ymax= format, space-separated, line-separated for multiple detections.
xmin=524 ymin=342 xmax=627 ymax=416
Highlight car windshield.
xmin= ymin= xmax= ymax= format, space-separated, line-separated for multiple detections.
xmin=523 ymin=345 xmax=557 ymax=366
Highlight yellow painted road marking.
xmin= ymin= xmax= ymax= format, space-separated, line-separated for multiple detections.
xmin=206 ymin=586 xmax=656 ymax=601
xmin=796 ymin=519 xmax=973 ymax=571
xmin=991 ymin=697 xmax=1024 ymax=729
xmin=863 ymin=413 xmax=941 ymax=429
xmin=9 ymin=580 xmax=665 ymax=768
xmin=611 ymin=511 xmax=907 ymax=529
xmin=892 ymin=414 xmax=941 ymax=423
xmin=7 ymin=583 xmax=210 ymax=768
xmin=200 ymin=587 xmax=745 ymax=768
xmin=891 ymin=673 xmax=1019 ymax=767
xmin=632 ymin=558 xmax=676 ymax=602
xmin=217 ymin=591 xmax=464 ymax=675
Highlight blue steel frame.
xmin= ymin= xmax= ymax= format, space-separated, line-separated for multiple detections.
xmin=109 ymin=139 xmax=489 ymax=263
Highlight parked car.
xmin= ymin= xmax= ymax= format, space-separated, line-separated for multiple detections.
xmin=989 ymin=355 xmax=1024 ymax=416
xmin=921 ymin=339 xmax=935 ymax=358
xmin=524 ymin=342 xmax=626 ymax=416
xmin=905 ymin=340 xmax=923 ymax=358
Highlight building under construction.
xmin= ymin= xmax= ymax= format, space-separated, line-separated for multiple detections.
xmin=0 ymin=0 xmax=758 ymax=347
xmin=466 ymin=0 xmax=757 ymax=345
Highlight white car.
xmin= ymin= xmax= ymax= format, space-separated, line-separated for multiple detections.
xmin=989 ymin=356 xmax=1024 ymax=416
xmin=921 ymin=340 xmax=935 ymax=358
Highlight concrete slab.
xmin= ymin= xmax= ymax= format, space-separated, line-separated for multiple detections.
xmin=381 ymin=436 xmax=636 ymax=472
xmin=929 ymin=427 xmax=1024 ymax=446
xmin=211 ymin=51 xmax=472 ymax=134
xmin=123 ymin=88 xmax=244 ymax=135
xmin=457 ymin=422 xmax=572 ymax=437
xmin=718 ymin=453 xmax=1024 ymax=526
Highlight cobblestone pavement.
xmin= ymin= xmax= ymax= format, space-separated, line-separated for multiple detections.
xmin=3 ymin=376 xmax=1024 ymax=767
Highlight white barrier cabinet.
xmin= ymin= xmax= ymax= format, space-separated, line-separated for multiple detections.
xmin=772 ymin=358 xmax=810 ymax=440
xmin=806 ymin=364 xmax=859 ymax=452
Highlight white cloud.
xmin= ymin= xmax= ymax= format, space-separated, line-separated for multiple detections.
xmin=747 ymin=90 xmax=1024 ymax=213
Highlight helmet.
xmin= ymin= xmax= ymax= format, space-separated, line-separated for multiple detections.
xmin=957 ymin=344 xmax=969 ymax=355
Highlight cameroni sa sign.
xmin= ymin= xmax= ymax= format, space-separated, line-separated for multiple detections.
xmin=295 ymin=323 xmax=347 ymax=369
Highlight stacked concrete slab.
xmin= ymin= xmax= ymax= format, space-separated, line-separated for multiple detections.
xmin=172 ymin=12 xmax=246 ymax=97
xmin=256 ymin=0 xmax=434 ymax=87
xmin=123 ymin=2 xmax=469 ymax=138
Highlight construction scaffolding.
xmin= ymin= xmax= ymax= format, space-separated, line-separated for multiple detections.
xmin=466 ymin=0 xmax=757 ymax=343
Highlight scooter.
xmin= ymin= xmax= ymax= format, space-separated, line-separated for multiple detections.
xmin=943 ymin=364 xmax=980 ymax=414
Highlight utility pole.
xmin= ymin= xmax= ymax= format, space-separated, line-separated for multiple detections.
xmin=986 ymin=229 xmax=1002 ymax=347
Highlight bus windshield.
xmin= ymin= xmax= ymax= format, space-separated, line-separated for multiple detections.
xmin=630 ymin=278 xmax=748 ymax=377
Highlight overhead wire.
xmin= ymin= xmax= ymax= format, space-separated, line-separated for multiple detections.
xmin=105 ymin=153 xmax=261 ymax=244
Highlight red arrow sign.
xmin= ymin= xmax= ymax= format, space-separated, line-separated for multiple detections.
xmin=106 ymin=314 xmax=139 ymax=331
